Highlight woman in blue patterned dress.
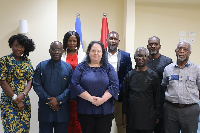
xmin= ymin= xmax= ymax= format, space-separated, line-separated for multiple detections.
xmin=0 ymin=34 xmax=35 ymax=133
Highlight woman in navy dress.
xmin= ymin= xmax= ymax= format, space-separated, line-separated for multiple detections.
xmin=70 ymin=41 xmax=119 ymax=133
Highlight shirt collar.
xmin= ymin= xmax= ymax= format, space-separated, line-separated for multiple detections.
xmin=10 ymin=53 xmax=24 ymax=63
xmin=107 ymin=48 xmax=119 ymax=56
xmin=174 ymin=60 xmax=191 ymax=68
xmin=49 ymin=59 xmax=61 ymax=67
xmin=148 ymin=54 xmax=161 ymax=60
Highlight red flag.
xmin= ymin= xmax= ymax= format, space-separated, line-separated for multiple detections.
xmin=100 ymin=16 xmax=109 ymax=49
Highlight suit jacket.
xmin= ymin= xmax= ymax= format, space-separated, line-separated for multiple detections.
xmin=33 ymin=59 xmax=72 ymax=122
xmin=116 ymin=50 xmax=132 ymax=101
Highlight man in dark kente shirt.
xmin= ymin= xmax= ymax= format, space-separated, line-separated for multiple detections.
xmin=147 ymin=36 xmax=172 ymax=133
xmin=33 ymin=41 xmax=72 ymax=133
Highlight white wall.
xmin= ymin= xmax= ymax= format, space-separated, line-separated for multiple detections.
xmin=58 ymin=0 xmax=125 ymax=51
xmin=0 ymin=0 xmax=57 ymax=132
xmin=124 ymin=0 xmax=136 ymax=66
xmin=135 ymin=2 xmax=200 ymax=64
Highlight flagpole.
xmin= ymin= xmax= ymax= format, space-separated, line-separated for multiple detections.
xmin=75 ymin=13 xmax=84 ymax=61
xmin=76 ymin=13 xmax=80 ymax=18
xmin=100 ymin=13 xmax=109 ymax=49
xmin=103 ymin=13 xmax=107 ymax=18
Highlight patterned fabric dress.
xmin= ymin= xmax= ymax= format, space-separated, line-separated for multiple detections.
xmin=0 ymin=54 xmax=34 ymax=133
xmin=66 ymin=53 xmax=82 ymax=133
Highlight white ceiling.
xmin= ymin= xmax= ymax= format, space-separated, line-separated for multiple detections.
xmin=135 ymin=0 xmax=200 ymax=4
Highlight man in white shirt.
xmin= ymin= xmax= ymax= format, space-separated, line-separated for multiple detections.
xmin=106 ymin=31 xmax=132 ymax=133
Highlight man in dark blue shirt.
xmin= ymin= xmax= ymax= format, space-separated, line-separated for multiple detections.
xmin=147 ymin=36 xmax=172 ymax=133
xmin=33 ymin=41 xmax=72 ymax=133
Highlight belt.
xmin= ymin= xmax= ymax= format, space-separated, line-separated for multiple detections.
xmin=166 ymin=100 xmax=197 ymax=108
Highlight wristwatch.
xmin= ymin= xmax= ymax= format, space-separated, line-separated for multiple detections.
xmin=12 ymin=94 xmax=17 ymax=100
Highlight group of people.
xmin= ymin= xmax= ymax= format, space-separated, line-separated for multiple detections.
xmin=0 ymin=31 xmax=199 ymax=133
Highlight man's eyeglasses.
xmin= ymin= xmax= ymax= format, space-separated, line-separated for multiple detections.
xmin=50 ymin=48 xmax=63 ymax=53
xmin=176 ymin=48 xmax=189 ymax=52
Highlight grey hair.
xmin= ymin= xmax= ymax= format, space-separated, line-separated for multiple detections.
xmin=176 ymin=41 xmax=192 ymax=52
xmin=134 ymin=47 xmax=149 ymax=57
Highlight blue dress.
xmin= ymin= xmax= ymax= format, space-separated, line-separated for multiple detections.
xmin=0 ymin=54 xmax=34 ymax=133
xmin=70 ymin=62 xmax=119 ymax=115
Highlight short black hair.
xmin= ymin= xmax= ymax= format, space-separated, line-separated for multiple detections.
xmin=148 ymin=36 xmax=160 ymax=44
xmin=63 ymin=31 xmax=80 ymax=51
xmin=8 ymin=34 xmax=35 ymax=59
xmin=85 ymin=41 xmax=108 ymax=66
xmin=107 ymin=31 xmax=119 ymax=38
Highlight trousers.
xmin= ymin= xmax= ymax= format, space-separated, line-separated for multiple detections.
xmin=164 ymin=102 xmax=199 ymax=133
xmin=114 ymin=100 xmax=126 ymax=133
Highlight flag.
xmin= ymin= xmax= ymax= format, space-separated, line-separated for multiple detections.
xmin=100 ymin=16 xmax=109 ymax=49
xmin=75 ymin=14 xmax=84 ymax=60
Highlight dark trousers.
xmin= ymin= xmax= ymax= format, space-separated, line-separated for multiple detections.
xmin=126 ymin=128 xmax=153 ymax=133
xmin=164 ymin=103 xmax=199 ymax=133
xmin=154 ymin=89 xmax=165 ymax=133
xmin=78 ymin=113 xmax=113 ymax=133
xmin=39 ymin=121 xmax=69 ymax=133
xmin=154 ymin=118 xmax=164 ymax=133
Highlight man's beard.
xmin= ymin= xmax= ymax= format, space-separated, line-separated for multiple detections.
xmin=178 ymin=55 xmax=186 ymax=61
xmin=108 ymin=46 xmax=117 ymax=51
xmin=150 ymin=50 xmax=158 ymax=55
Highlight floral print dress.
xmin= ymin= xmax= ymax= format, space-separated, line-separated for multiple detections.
xmin=0 ymin=54 xmax=34 ymax=133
